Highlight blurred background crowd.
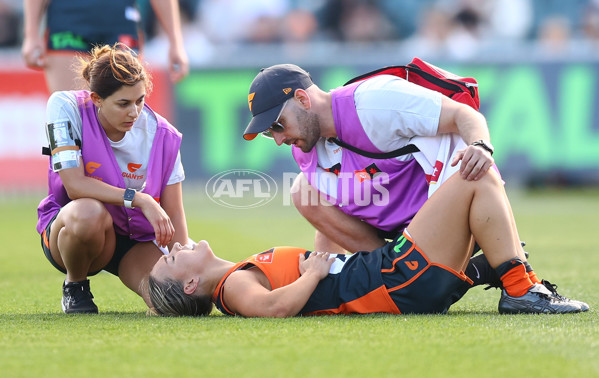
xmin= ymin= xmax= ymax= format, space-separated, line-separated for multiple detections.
xmin=0 ymin=0 xmax=597 ymax=192
xmin=1 ymin=0 xmax=599 ymax=66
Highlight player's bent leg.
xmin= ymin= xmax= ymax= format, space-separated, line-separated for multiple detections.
xmin=411 ymin=170 xmax=526 ymax=268
xmin=407 ymin=171 xmax=585 ymax=314
xmin=117 ymin=242 xmax=165 ymax=308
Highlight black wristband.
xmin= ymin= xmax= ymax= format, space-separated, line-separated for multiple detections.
xmin=471 ymin=140 xmax=494 ymax=155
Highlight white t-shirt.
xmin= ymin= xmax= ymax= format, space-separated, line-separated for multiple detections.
xmin=313 ymin=75 xmax=442 ymax=196
xmin=46 ymin=91 xmax=185 ymax=191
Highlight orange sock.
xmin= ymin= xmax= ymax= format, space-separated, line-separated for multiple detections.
xmin=527 ymin=270 xmax=541 ymax=284
xmin=497 ymin=260 xmax=534 ymax=297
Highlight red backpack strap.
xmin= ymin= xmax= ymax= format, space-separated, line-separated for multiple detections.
xmin=344 ymin=66 xmax=409 ymax=85
xmin=343 ymin=57 xmax=480 ymax=110
xmin=406 ymin=57 xmax=479 ymax=110
xmin=334 ymin=58 xmax=480 ymax=159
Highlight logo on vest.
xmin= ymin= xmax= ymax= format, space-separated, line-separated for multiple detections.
xmin=128 ymin=163 xmax=142 ymax=173
xmin=205 ymin=169 xmax=278 ymax=209
xmin=85 ymin=161 xmax=101 ymax=174
xmin=84 ymin=161 xmax=103 ymax=181
xmin=124 ymin=162 xmax=144 ymax=180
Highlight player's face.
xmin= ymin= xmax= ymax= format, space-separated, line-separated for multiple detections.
xmin=270 ymin=100 xmax=321 ymax=153
xmin=151 ymin=240 xmax=214 ymax=285
xmin=96 ymin=81 xmax=146 ymax=141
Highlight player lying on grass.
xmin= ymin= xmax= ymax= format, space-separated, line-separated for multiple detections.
xmin=148 ymin=169 xmax=589 ymax=317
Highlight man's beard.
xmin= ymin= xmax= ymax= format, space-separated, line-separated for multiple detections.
xmin=297 ymin=109 xmax=321 ymax=153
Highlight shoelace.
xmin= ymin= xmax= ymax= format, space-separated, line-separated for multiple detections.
xmin=541 ymin=280 xmax=567 ymax=301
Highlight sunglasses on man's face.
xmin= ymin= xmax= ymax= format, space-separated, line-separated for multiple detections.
xmin=261 ymin=122 xmax=285 ymax=139
xmin=261 ymin=101 xmax=287 ymax=139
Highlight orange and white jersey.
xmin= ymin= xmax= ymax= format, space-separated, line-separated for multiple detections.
xmin=213 ymin=234 xmax=473 ymax=317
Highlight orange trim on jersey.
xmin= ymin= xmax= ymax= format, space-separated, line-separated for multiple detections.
xmin=212 ymin=261 xmax=246 ymax=303
xmin=305 ymin=285 xmax=401 ymax=315
xmin=211 ymin=261 xmax=248 ymax=315
xmin=212 ymin=247 xmax=310 ymax=316
xmin=42 ymin=229 xmax=50 ymax=249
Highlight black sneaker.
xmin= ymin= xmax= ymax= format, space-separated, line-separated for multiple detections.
xmin=540 ymin=279 xmax=589 ymax=312
xmin=498 ymin=283 xmax=582 ymax=314
xmin=61 ymin=280 xmax=99 ymax=314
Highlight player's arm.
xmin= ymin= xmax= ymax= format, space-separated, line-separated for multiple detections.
xmin=223 ymin=252 xmax=334 ymax=317
xmin=22 ymin=0 xmax=49 ymax=69
xmin=149 ymin=0 xmax=189 ymax=83
xmin=59 ymin=165 xmax=175 ymax=247
xmin=437 ymin=96 xmax=494 ymax=181
xmin=58 ymin=163 xmax=168 ymax=217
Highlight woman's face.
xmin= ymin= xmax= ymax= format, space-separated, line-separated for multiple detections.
xmin=93 ymin=81 xmax=146 ymax=141
xmin=151 ymin=241 xmax=214 ymax=285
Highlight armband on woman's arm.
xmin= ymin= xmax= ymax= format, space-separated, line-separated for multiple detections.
xmin=47 ymin=120 xmax=81 ymax=172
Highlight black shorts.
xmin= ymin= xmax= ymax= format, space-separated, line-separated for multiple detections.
xmin=376 ymin=227 xmax=401 ymax=241
xmin=41 ymin=212 xmax=138 ymax=277
xmin=383 ymin=233 xmax=473 ymax=314
xmin=45 ymin=0 xmax=141 ymax=52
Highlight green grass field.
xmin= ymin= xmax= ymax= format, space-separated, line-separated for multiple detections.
xmin=1 ymin=186 xmax=598 ymax=378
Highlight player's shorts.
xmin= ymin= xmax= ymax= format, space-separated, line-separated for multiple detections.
xmin=41 ymin=211 xmax=138 ymax=276
xmin=376 ymin=227 xmax=401 ymax=240
xmin=45 ymin=0 xmax=141 ymax=52
xmin=383 ymin=232 xmax=473 ymax=314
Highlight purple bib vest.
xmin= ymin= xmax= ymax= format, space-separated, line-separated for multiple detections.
xmin=36 ymin=90 xmax=182 ymax=241
xmin=292 ymin=82 xmax=429 ymax=233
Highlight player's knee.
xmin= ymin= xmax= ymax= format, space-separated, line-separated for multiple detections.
xmin=477 ymin=168 xmax=504 ymax=190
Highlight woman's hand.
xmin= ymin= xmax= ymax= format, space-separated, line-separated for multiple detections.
xmin=299 ymin=251 xmax=334 ymax=279
xmin=136 ymin=192 xmax=175 ymax=247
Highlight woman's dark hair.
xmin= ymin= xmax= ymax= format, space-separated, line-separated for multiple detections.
xmin=77 ymin=42 xmax=152 ymax=99
xmin=148 ymin=275 xmax=213 ymax=317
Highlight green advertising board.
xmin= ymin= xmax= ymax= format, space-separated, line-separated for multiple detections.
xmin=175 ymin=63 xmax=598 ymax=182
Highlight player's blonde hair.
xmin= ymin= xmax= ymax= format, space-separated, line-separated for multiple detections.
xmin=148 ymin=275 xmax=213 ymax=317
xmin=77 ymin=42 xmax=153 ymax=98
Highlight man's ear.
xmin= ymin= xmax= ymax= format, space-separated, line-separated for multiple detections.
xmin=183 ymin=277 xmax=200 ymax=295
xmin=294 ymin=89 xmax=310 ymax=109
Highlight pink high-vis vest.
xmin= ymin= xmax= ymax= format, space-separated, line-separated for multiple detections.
xmin=36 ymin=90 xmax=182 ymax=241
xmin=292 ymin=81 xmax=430 ymax=233
xmin=292 ymin=79 xmax=471 ymax=233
